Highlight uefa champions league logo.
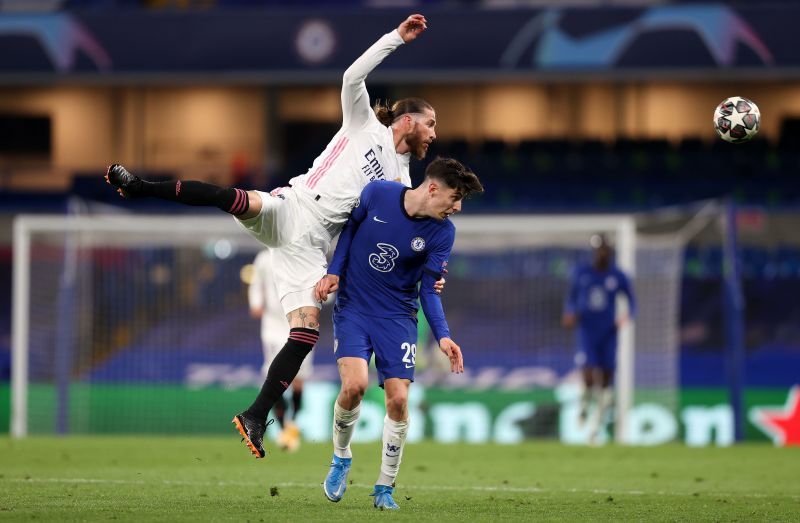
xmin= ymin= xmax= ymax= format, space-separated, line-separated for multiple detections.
xmin=0 ymin=14 xmax=111 ymax=72
xmin=500 ymin=5 xmax=773 ymax=69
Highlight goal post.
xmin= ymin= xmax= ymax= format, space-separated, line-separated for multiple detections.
xmin=11 ymin=216 xmax=30 ymax=439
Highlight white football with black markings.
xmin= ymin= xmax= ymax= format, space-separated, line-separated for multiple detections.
xmin=713 ymin=96 xmax=760 ymax=143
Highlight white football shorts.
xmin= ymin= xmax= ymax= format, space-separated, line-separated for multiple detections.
xmin=235 ymin=188 xmax=334 ymax=316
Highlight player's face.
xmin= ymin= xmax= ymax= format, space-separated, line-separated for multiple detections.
xmin=405 ymin=109 xmax=437 ymax=160
xmin=593 ymin=245 xmax=611 ymax=270
xmin=429 ymin=183 xmax=463 ymax=220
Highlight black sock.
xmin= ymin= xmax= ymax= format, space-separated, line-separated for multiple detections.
xmin=245 ymin=328 xmax=319 ymax=422
xmin=141 ymin=180 xmax=249 ymax=216
xmin=273 ymin=396 xmax=287 ymax=428
xmin=292 ymin=388 xmax=303 ymax=417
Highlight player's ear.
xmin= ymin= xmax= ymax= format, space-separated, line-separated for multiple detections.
xmin=405 ymin=113 xmax=416 ymax=131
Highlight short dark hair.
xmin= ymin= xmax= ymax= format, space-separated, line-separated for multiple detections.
xmin=373 ymin=97 xmax=434 ymax=127
xmin=424 ymin=157 xmax=484 ymax=200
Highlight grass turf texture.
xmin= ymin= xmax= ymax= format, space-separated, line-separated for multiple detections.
xmin=0 ymin=437 xmax=797 ymax=521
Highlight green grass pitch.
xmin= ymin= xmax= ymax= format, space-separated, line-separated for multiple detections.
xmin=1 ymin=437 xmax=798 ymax=521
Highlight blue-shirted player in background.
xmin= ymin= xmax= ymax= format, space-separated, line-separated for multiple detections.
xmin=314 ymin=157 xmax=483 ymax=510
xmin=562 ymin=234 xmax=636 ymax=445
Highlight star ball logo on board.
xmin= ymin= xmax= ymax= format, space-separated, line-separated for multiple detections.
xmin=749 ymin=385 xmax=800 ymax=446
xmin=411 ymin=237 xmax=426 ymax=252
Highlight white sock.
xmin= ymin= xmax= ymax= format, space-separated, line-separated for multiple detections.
xmin=599 ymin=387 xmax=614 ymax=423
xmin=332 ymin=402 xmax=361 ymax=459
xmin=589 ymin=387 xmax=613 ymax=438
xmin=376 ymin=415 xmax=409 ymax=487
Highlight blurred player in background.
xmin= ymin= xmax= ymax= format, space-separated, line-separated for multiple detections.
xmin=314 ymin=158 xmax=483 ymax=510
xmin=248 ymin=250 xmax=310 ymax=452
xmin=562 ymin=234 xmax=636 ymax=445
xmin=104 ymin=14 xmax=444 ymax=458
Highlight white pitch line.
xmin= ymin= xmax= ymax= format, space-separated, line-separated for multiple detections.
xmin=274 ymin=482 xmax=791 ymax=500
xmin=276 ymin=481 xmax=545 ymax=494
xmin=4 ymin=477 xmax=258 ymax=488
xmin=4 ymin=477 xmax=798 ymax=501
xmin=6 ymin=478 xmax=145 ymax=485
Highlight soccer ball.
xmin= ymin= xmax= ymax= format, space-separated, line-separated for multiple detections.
xmin=713 ymin=96 xmax=760 ymax=143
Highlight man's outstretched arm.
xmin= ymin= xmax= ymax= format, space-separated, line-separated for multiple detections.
xmin=341 ymin=14 xmax=427 ymax=129
xmin=105 ymin=164 xmax=263 ymax=220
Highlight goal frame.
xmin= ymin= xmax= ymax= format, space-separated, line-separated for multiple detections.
xmin=12 ymin=213 xmax=637 ymax=442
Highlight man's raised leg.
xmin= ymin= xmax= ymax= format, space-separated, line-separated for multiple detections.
xmin=105 ymin=164 xmax=261 ymax=219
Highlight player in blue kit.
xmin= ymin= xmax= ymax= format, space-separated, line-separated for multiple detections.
xmin=313 ymin=157 xmax=483 ymax=510
xmin=562 ymin=234 xmax=636 ymax=444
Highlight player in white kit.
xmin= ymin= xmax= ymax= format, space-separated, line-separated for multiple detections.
xmin=248 ymin=249 xmax=311 ymax=451
xmin=104 ymin=14 xmax=439 ymax=458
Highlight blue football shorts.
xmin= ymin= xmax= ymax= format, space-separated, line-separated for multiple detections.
xmin=576 ymin=326 xmax=618 ymax=372
xmin=333 ymin=307 xmax=418 ymax=386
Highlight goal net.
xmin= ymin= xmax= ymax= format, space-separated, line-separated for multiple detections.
xmin=440 ymin=215 xmax=683 ymax=445
xmin=11 ymin=211 xmax=686 ymax=444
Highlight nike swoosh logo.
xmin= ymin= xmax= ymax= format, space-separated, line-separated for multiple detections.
xmin=373 ymin=216 xmax=388 ymax=223
xmin=405 ymin=364 xmax=414 ymax=369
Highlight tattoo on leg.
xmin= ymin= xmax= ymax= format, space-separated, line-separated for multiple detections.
xmin=291 ymin=310 xmax=319 ymax=329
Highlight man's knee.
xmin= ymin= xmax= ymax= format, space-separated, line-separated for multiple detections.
xmin=601 ymin=369 xmax=613 ymax=388
xmin=239 ymin=190 xmax=262 ymax=220
xmin=341 ymin=379 xmax=367 ymax=402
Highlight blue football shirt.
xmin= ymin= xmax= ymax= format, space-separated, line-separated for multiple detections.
xmin=565 ymin=264 xmax=636 ymax=338
xmin=328 ymin=180 xmax=453 ymax=341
